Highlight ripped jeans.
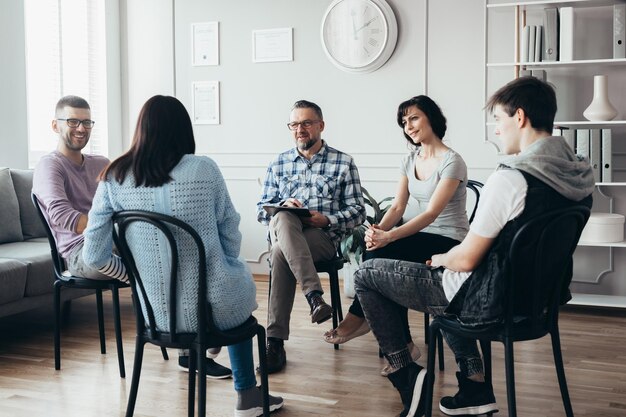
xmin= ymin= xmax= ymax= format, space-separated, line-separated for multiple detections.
xmin=355 ymin=258 xmax=484 ymax=377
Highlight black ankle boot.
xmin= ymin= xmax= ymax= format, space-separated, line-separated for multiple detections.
xmin=386 ymin=362 xmax=427 ymax=417
xmin=439 ymin=372 xmax=498 ymax=416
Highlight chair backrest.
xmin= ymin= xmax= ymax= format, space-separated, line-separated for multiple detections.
xmin=31 ymin=193 xmax=67 ymax=278
xmin=504 ymin=205 xmax=590 ymax=335
xmin=112 ymin=210 xmax=213 ymax=345
xmin=466 ymin=179 xmax=484 ymax=224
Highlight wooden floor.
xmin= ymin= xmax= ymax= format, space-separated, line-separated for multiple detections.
xmin=1 ymin=276 xmax=625 ymax=417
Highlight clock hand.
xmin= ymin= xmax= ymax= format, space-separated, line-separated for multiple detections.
xmin=351 ymin=10 xmax=358 ymax=40
xmin=355 ymin=16 xmax=378 ymax=33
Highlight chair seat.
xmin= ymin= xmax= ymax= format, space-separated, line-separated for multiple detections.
xmin=314 ymin=256 xmax=345 ymax=272
xmin=56 ymin=275 xmax=129 ymax=290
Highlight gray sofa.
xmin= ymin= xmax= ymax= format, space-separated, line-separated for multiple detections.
xmin=0 ymin=167 xmax=91 ymax=318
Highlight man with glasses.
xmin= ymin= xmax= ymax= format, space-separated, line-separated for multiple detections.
xmin=257 ymin=100 xmax=366 ymax=373
xmin=33 ymin=95 xmax=124 ymax=282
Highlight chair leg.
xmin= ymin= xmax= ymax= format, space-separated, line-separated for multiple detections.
xmin=424 ymin=322 xmax=439 ymax=417
xmin=551 ymin=328 xmax=575 ymax=417
xmin=329 ymin=268 xmax=343 ymax=350
xmin=197 ymin=347 xmax=206 ymax=417
xmin=96 ymin=289 xmax=106 ymax=354
xmin=54 ymin=281 xmax=62 ymax=370
xmin=111 ymin=285 xmax=125 ymax=378
xmin=504 ymin=337 xmax=517 ymax=417
xmin=125 ymin=339 xmax=145 ymax=417
xmin=62 ymin=299 xmax=72 ymax=322
xmin=161 ymin=347 xmax=169 ymax=360
xmin=189 ymin=350 xmax=197 ymax=417
xmin=436 ymin=331 xmax=445 ymax=371
xmin=257 ymin=326 xmax=270 ymax=417
xmin=424 ymin=313 xmax=430 ymax=344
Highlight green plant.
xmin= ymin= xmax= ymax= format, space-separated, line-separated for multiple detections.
xmin=340 ymin=187 xmax=393 ymax=264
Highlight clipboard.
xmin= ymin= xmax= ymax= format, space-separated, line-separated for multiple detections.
xmin=263 ymin=204 xmax=312 ymax=217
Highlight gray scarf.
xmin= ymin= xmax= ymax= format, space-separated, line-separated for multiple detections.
xmin=499 ymin=136 xmax=595 ymax=201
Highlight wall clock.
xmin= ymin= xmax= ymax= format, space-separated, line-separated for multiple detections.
xmin=321 ymin=0 xmax=398 ymax=73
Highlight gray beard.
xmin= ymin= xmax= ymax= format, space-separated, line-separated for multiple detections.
xmin=297 ymin=138 xmax=317 ymax=151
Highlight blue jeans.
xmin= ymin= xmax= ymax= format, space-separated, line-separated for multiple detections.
xmin=228 ymin=338 xmax=256 ymax=391
xmin=355 ymin=258 xmax=483 ymax=377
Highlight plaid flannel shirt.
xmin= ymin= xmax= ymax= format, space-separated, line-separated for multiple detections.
xmin=257 ymin=141 xmax=366 ymax=244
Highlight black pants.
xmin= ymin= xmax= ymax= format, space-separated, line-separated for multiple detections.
xmin=348 ymin=231 xmax=460 ymax=342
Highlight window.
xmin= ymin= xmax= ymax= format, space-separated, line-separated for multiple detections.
xmin=24 ymin=0 xmax=108 ymax=168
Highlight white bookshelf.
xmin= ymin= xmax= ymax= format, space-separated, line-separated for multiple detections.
xmin=486 ymin=0 xmax=626 ymax=308
xmin=569 ymin=293 xmax=626 ymax=307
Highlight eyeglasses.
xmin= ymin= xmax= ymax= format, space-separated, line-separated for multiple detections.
xmin=286 ymin=120 xmax=321 ymax=131
xmin=57 ymin=118 xmax=95 ymax=129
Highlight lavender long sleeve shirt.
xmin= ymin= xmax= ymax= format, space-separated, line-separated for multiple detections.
xmin=32 ymin=150 xmax=109 ymax=258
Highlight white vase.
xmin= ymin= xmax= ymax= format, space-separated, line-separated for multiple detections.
xmin=342 ymin=257 xmax=357 ymax=298
xmin=583 ymin=75 xmax=618 ymax=121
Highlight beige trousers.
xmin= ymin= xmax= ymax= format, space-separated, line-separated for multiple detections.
xmin=267 ymin=211 xmax=335 ymax=340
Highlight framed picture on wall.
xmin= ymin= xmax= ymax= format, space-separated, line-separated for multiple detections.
xmin=192 ymin=22 xmax=219 ymax=66
xmin=192 ymin=81 xmax=220 ymax=125
xmin=252 ymin=27 xmax=293 ymax=63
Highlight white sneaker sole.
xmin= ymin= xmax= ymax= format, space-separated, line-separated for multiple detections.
xmin=234 ymin=399 xmax=284 ymax=417
xmin=439 ymin=402 xmax=499 ymax=415
xmin=406 ymin=368 xmax=427 ymax=417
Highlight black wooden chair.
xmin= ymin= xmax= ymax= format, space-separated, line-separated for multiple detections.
xmin=31 ymin=193 xmax=127 ymax=377
xmin=423 ymin=179 xmax=484 ymax=371
xmin=112 ymin=210 xmax=270 ymax=417
xmin=423 ymin=205 xmax=590 ymax=417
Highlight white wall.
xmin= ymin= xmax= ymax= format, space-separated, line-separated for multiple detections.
xmin=0 ymin=0 xmax=28 ymax=169
xmin=119 ymin=0 xmax=175 ymax=148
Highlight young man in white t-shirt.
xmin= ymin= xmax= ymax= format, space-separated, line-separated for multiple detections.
xmin=354 ymin=77 xmax=594 ymax=417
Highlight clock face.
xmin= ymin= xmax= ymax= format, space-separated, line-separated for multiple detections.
xmin=322 ymin=0 xmax=396 ymax=73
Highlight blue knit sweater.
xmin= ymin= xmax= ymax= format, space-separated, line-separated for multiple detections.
xmin=83 ymin=155 xmax=257 ymax=332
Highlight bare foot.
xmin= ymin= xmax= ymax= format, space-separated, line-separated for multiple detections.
xmin=325 ymin=312 xmax=366 ymax=337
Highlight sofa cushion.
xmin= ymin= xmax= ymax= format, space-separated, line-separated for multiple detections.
xmin=10 ymin=169 xmax=46 ymax=239
xmin=0 ymin=259 xmax=28 ymax=304
xmin=0 ymin=168 xmax=23 ymax=243
xmin=0 ymin=241 xmax=53 ymax=297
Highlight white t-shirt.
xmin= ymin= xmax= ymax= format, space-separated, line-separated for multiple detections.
xmin=442 ymin=169 xmax=528 ymax=301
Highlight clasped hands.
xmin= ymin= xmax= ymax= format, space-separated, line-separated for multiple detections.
xmin=282 ymin=198 xmax=329 ymax=228
xmin=364 ymin=224 xmax=392 ymax=251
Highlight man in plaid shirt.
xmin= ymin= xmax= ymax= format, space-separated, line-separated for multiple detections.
xmin=257 ymin=100 xmax=366 ymax=373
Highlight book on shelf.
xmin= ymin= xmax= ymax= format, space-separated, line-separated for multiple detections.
xmin=543 ymin=8 xmax=559 ymax=62
xmin=560 ymin=7 xmax=574 ymax=61
xmin=601 ymin=129 xmax=613 ymax=182
xmin=531 ymin=69 xmax=546 ymax=81
xmin=534 ymin=25 xmax=543 ymax=62
xmin=576 ymin=129 xmax=590 ymax=159
xmin=522 ymin=25 xmax=531 ymax=62
xmin=590 ymin=129 xmax=601 ymax=183
xmin=528 ymin=25 xmax=537 ymax=62
xmin=615 ymin=4 xmax=626 ymax=59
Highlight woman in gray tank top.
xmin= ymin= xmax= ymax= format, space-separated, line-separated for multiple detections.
xmin=324 ymin=96 xmax=469 ymax=376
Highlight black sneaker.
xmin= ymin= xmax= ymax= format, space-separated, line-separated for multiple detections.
xmin=307 ymin=293 xmax=332 ymax=324
xmin=386 ymin=362 xmax=427 ymax=417
xmin=178 ymin=355 xmax=232 ymax=379
xmin=439 ymin=372 xmax=498 ymax=416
